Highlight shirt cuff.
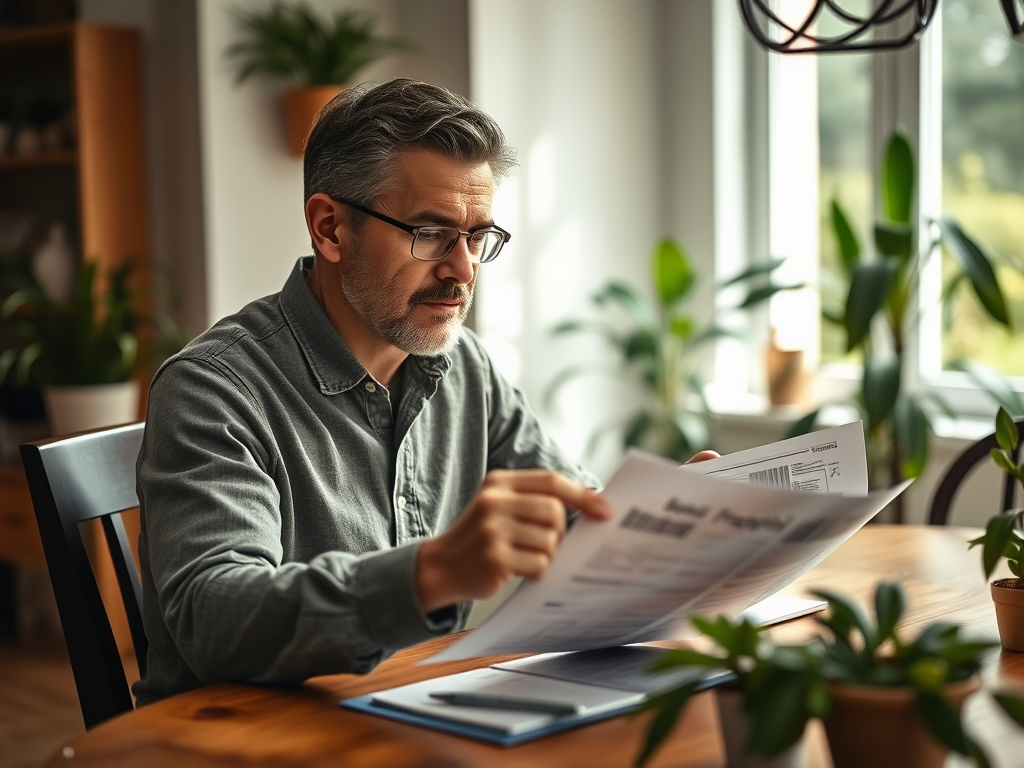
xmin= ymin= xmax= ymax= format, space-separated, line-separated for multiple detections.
xmin=356 ymin=541 xmax=457 ymax=652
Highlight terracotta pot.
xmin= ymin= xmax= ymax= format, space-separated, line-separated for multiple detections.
xmin=44 ymin=381 xmax=141 ymax=437
xmin=280 ymin=85 xmax=343 ymax=156
xmin=714 ymin=689 xmax=805 ymax=768
xmin=992 ymin=578 xmax=1024 ymax=652
xmin=823 ymin=675 xmax=980 ymax=768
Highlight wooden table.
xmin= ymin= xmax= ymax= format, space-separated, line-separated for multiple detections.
xmin=48 ymin=526 xmax=1024 ymax=767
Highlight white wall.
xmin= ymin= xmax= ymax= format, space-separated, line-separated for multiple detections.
xmin=194 ymin=0 xmax=470 ymax=324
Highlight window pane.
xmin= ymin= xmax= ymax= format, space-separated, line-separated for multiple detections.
xmin=941 ymin=0 xmax=1024 ymax=376
xmin=818 ymin=53 xmax=871 ymax=364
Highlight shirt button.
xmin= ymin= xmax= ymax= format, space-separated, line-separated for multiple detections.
xmin=397 ymin=495 xmax=407 ymax=509
xmin=380 ymin=417 xmax=390 ymax=427
xmin=365 ymin=382 xmax=376 ymax=393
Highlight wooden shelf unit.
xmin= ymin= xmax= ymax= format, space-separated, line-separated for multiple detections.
xmin=0 ymin=23 xmax=150 ymax=653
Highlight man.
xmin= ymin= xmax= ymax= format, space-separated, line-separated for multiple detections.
xmin=133 ymin=79 xmax=615 ymax=705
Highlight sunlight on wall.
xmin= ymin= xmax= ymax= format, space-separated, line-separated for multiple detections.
xmin=768 ymin=44 xmax=821 ymax=361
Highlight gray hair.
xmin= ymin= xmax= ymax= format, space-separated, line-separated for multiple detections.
xmin=303 ymin=78 xmax=517 ymax=206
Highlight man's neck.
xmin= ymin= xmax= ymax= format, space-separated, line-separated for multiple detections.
xmin=306 ymin=260 xmax=408 ymax=387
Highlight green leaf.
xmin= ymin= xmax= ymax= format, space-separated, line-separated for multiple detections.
xmin=788 ymin=409 xmax=820 ymax=438
xmin=549 ymin=318 xmax=622 ymax=340
xmin=981 ymin=510 xmax=1020 ymax=580
xmin=719 ymin=257 xmax=787 ymax=288
xmin=736 ymin=283 xmax=805 ymax=310
xmin=949 ymin=360 xmax=1024 ymax=417
xmin=674 ymin=412 xmax=709 ymax=456
xmin=830 ymin=199 xmax=861 ymax=277
xmin=893 ymin=395 xmax=930 ymax=480
xmin=862 ymin=356 xmax=900 ymax=432
xmin=651 ymin=648 xmax=726 ymax=671
xmin=594 ymin=282 xmax=656 ymax=328
xmin=669 ymin=316 xmax=695 ymax=340
xmin=873 ymin=581 xmax=905 ymax=645
xmin=692 ymin=615 xmax=737 ymax=649
xmin=812 ymin=589 xmax=876 ymax=649
xmin=624 ymin=329 xmax=658 ymax=362
xmin=844 ymin=261 xmax=898 ymax=352
xmin=874 ymin=223 xmax=913 ymax=261
xmin=882 ymin=131 xmax=915 ymax=225
xmin=915 ymin=691 xmax=969 ymax=755
xmin=634 ymin=680 xmax=702 ymax=767
xmin=623 ymin=411 xmax=655 ymax=449
xmin=744 ymin=672 xmax=812 ymax=756
xmin=995 ymin=406 xmax=1019 ymax=454
xmin=990 ymin=448 xmax=1017 ymax=477
xmin=938 ymin=217 xmax=1010 ymax=327
xmin=995 ymin=691 xmax=1024 ymax=727
xmin=651 ymin=239 xmax=694 ymax=309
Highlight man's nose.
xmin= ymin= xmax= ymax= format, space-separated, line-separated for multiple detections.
xmin=435 ymin=235 xmax=477 ymax=283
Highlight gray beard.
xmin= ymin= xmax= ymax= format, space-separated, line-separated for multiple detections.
xmin=341 ymin=239 xmax=473 ymax=356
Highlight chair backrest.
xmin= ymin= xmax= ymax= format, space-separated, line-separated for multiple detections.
xmin=927 ymin=417 xmax=1024 ymax=525
xmin=19 ymin=421 xmax=146 ymax=729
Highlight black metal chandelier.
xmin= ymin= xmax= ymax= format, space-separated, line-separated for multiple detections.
xmin=737 ymin=0 xmax=1023 ymax=54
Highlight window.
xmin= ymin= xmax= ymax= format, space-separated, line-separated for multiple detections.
xmin=769 ymin=0 xmax=1024 ymax=414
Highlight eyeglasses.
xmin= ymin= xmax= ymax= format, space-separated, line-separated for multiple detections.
xmin=335 ymin=197 xmax=511 ymax=264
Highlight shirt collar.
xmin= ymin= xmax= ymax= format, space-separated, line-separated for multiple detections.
xmin=281 ymin=257 xmax=452 ymax=395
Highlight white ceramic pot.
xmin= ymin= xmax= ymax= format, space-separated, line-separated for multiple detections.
xmin=715 ymin=689 xmax=805 ymax=768
xmin=43 ymin=381 xmax=141 ymax=437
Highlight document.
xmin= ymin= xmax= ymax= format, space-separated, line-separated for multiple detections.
xmin=367 ymin=667 xmax=646 ymax=735
xmin=431 ymin=421 xmax=909 ymax=662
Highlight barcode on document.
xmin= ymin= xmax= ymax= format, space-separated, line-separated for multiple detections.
xmin=748 ymin=465 xmax=791 ymax=489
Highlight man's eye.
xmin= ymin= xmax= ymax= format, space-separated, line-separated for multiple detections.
xmin=417 ymin=229 xmax=446 ymax=243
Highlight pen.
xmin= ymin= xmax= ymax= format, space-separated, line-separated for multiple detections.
xmin=428 ymin=691 xmax=582 ymax=716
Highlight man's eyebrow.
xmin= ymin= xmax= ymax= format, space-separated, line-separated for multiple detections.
xmin=410 ymin=209 xmax=496 ymax=229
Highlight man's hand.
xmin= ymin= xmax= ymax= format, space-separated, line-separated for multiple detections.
xmin=415 ymin=470 xmax=612 ymax=614
xmin=685 ymin=450 xmax=720 ymax=464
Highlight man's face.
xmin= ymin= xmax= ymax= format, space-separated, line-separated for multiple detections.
xmin=339 ymin=148 xmax=495 ymax=356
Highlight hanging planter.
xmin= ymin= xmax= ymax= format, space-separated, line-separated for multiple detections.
xmin=281 ymin=85 xmax=342 ymax=156
xmin=224 ymin=3 xmax=413 ymax=157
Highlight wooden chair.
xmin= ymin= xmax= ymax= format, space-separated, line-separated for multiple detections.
xmin=927 ymin=417 xmax=1024 ymax=525
xmin=19 ymin=422 xmax=147 ymax=728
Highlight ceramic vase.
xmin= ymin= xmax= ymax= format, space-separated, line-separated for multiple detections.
xmin=280 ymin=85 xmax=343 ymax=156
xmin=823 ymin=676 xmax=980 ymax=768
xmin=714 ymin=689 xmax=805 ymax=768
xmin=32 ymin=221 xmax=76 ymax=302
xmin=991 ymin=579 xmax=1024 ymax=651
xmin=43 ymin=381 xmax=141 ymax=437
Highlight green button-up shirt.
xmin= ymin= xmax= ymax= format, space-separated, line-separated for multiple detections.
xmin=133 ymin=257 xmax=595 ymax=705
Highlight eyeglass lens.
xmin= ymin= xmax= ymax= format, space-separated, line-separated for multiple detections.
xmin=412 ymin=228 xmax=505 ymax=263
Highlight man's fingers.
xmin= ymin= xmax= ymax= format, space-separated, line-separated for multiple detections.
xmin=485 ymin=470 xmax=613 ymax=521
xmin=685 ymin=450 xmax=720 ymax=464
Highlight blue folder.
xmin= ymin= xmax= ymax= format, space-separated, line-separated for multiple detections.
xmin=340 ymin=667 xmax=733 ymax=747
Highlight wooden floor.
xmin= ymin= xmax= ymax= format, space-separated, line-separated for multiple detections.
xmin=0 ymin=636 xmax=83 ymax=768
xmin=0 ymin=637 xmax=139 ymax=768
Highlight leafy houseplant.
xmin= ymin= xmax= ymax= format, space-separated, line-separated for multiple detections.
xmin=970 ymin=405 xmax=1024 ymax=650
xmin=546 ymin=239 xmax=800 ymax=463
xmin=796 ymin=130 xmax=1015 ymax=523
xmin=0 ymin=261 xmax=183 ymax=435
xmin=637 ymin=581 xmax=1024 ymax=768
xmin=225 ymin=2 xmax=413 ymax=155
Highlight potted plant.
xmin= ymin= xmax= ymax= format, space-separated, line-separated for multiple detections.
xmin=793 ymin=130 xmax=1017 ymax=522
xmin=545 ymin=238 xmax=801 ymax=462
xmin=970 ymin=405 xmax=1024 ymax=651
xmin=637 ymin=581 xmax=1024 ymax=768
xmin=225 ymin=2 xmax=414 ymax=155
xmin=0 ymin=261 xmax=184 ymax=435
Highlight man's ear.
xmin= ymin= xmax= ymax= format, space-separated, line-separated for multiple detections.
xmin=305 ymin=193 xmax=348 ymax=264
